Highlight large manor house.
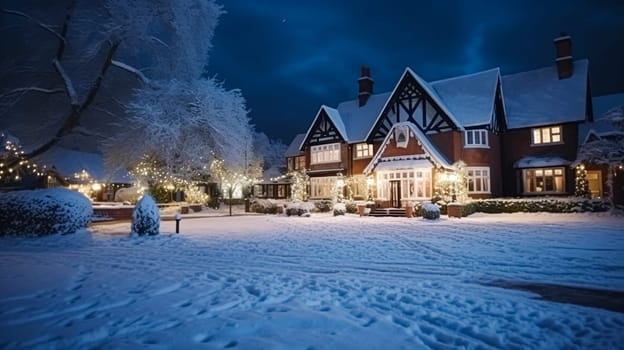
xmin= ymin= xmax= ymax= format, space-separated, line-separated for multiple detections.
xmin=265 ymin=35 xmax=623 ymax=207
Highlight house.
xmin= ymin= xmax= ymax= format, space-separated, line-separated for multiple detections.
xmin=284 ymin=35 xmax=622 ymax=207
xmin=33 ymin=146 xmax=133 ymax=201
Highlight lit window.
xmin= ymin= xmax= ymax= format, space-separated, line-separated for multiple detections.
xmin=310 ymin=176 xmax=338 ymax=198
xmin=310 ymin=143 xmax=341 ymax=164
xmin=532 ymin=126 xmax=562 ymax=145
xmin=523 ymin=167 xmax=565 ymax=193
xmin=466 ymin=167 xmax=490 ymax=193
xmin=354 ymin=143 xmax=374 ymax=159
xmin=465 ymin=130 xmax=488 ymax=147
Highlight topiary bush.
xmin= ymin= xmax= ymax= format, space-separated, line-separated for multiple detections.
xmin=0 ymin=188 xmax=93 ymax=236
xmin=131 ymin=194 xmax=160 ymax=236
xmin=421 ymin=203 xmax=440 ymax=220
xmin=333 ymin=203 xmax=346 ymax=216
xmin=286 ymin=201 xmax=313 ymax=217
xmin=313 ymin=200 xmax=332 ymax=213
xmin=345 ymin=201 xmax=358 ymax=214
xmin=250 ymin=199 xmax=278 ymax=214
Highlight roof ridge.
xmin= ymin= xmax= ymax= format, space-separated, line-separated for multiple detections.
xmin=430 ymin=67 xmax=501 ymax=85
xmin=502 ymin=58 xmax=589 ymax=78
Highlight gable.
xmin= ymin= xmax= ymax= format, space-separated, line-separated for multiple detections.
xmin=300 ymin=106 xmax=346 ymax=148
xmin=364 ymin=122 xmax=452 ymax=173
xmin=366 ymin=68 xmax=462 ymax=143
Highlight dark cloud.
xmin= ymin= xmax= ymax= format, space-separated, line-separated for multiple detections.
xmin=209 ymin=0 xmax=624 ymax=143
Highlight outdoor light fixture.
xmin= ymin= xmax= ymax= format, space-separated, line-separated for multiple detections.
xmin=91 ymin=183 xmax=102 ymax=192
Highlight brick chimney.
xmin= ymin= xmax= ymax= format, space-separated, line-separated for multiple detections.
xmin=554 ymin=33 xmax=573 ymax=79
xmin=358 ymin=65 xmax=374 ymax=107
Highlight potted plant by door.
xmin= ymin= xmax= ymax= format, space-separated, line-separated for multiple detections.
xmin=405 ymin=201 xmax=414 ymax=218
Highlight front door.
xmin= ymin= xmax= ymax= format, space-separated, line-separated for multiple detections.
xmin=587 ymin=170 xmax=602 ymax=198
xmin=390 ymin=180 xmax=401 ymax=208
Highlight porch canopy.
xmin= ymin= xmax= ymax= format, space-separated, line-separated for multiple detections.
xmin=374 ymin=158 xmax=433 ymax=171
xmin=513 ymin=156 xmax=571 ymax=168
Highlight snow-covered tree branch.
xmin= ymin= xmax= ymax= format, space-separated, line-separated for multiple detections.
xmin=0 ymin=0 xmax=223 ymax=167
xmin=577 ymin=105 xmax=624 ymax=210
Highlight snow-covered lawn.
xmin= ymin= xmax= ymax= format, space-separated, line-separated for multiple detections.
xmin=1 ymin=213 xmax=623 ymax=349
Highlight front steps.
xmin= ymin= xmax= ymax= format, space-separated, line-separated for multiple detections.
xmin=369 ymin=208 xmax=406 ymax=217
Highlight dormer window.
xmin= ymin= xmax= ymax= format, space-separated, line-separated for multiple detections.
xmin=532 ymin=126 xmax=562 ymax=145
xmin=465 ymin=129 xmax=488 ymax=147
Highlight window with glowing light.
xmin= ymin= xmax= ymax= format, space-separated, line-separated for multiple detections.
xmin=310 ymin=176 xmax=338 ymax=198
xmin=354 ymin=143 xmax=374 ymax=159
xmin=532 ymin=126 xmax=562 ymax=145
xmin=376 ymin=170 xmax=431 ymax=200
xmin=310 ymin=143 xmax=341 ymax=164
xmin=523 ymin=168 xmax=565 ymax=193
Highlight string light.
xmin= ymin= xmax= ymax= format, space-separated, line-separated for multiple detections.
xmin=0 ymin=132 xmax=45 ymax=183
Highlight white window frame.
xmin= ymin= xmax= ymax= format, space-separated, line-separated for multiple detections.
xmin=354 ymin=143 xmax=374 ymax=159
xmin=466 ymin=167 xmax=491 ymax=194
xmin=532 ymin=126 xmax=563 ymax=145
xmin=376 ymin=169 xmax=431 ymax=200
xmin=465 ymin=129 xmax=489 ymax=148
xmin=523 ymin=167 xmax=565 ymax=194
xmin=310 ymin=176 xmax=337 ymax=199
xmin=310 ymin=143 xmax=341 ymax=164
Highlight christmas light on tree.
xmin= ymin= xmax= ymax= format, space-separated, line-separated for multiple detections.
xmin=574 ymin=164 xmax=590 ymax=198
xmin=0 ymin=132 xmax=45 ymax=183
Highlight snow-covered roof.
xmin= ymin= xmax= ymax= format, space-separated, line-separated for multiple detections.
xmin=502 ymin=59 xmax=589 ymax=129
xmin=364 ymin=122 xmax=452 ymax=173
xmin=578 ymin=93 xmax=624 ymax=145
xmin=430 ymin=68 xmax=500 ymax=127
xmin=285 ymin=133 xmax=306 ymax=157
xmin=34 ymin=147 xmax=133 ymax=183
xmin=336 ymin=92 xmax=392 ymax=143
xmin=300 ymin=106 xmax=348 ymax=149
xmin=374 ymin=158 xmax=433 ymax=171
xmin=513 ymin=156 xmax=572 ymax=169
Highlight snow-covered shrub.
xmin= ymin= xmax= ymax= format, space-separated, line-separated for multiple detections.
xmin=421 ymin=203 xmax=440 ymax=220
xmin=0 ymin=188 xmax=92 ymax=235
xmin=114 ymin=187 xmax=142 ymax=204
xmin=313 ymin=200 xmax=332 ymax=213
xmin=286 ymin=201 xmax=313 ymax=217
xmin=250 ymin=199 xmax=278 ymax=214
xmin=333 ymin=203 xmax=346 ymax=216
xmin=345 ymin=201 xmax=358 ymax=214
xmin=131 ymin=194 xmax=160 ymax=236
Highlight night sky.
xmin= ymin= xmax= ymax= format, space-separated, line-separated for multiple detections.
xmin=208 ymin=0 xmax=624 ymax=143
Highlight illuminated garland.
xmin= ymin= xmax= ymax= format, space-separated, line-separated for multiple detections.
xmin=0 ymin=132 xmax=46 ymax=183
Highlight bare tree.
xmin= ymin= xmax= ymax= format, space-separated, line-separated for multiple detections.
xmin=0 ymin=0 xmax=222 ymax=167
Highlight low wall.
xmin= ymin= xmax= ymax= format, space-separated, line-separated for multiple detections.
xmin=93 ymin=207 xmax=134 ymax=221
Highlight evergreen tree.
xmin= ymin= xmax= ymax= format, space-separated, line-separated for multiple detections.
xmin=574 ymin=164 xmax=590 ymax=198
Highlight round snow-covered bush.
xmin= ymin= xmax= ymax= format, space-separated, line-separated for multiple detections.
xmin=0 ymin=188 xmax=93 ymax=236
xmin=421 ymin=203 xmax=440 ymax=220
xmin=333 ymin=203 xmax=346 ymax=216
xmin=131 ymin=194 xmax=160 ymax=236
xmin=286 ymin=201 xmax=313 ymax=217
